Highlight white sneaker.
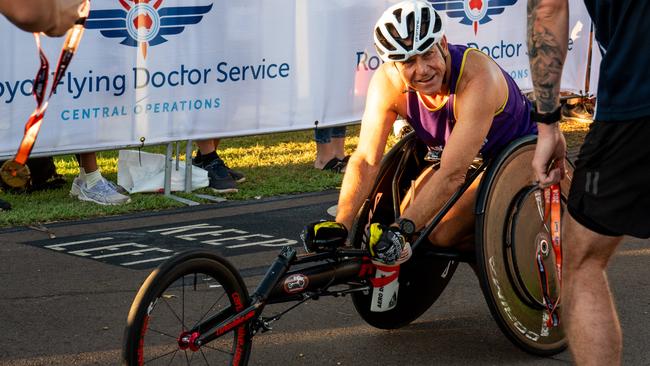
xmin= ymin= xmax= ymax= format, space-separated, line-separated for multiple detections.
xmin=76 ymin=178 xmax=131 ymax=205
xmin=71 ymin=176 xmax=129 ymax=197
xmin=69 ymin=176 xmax=83 ymax=197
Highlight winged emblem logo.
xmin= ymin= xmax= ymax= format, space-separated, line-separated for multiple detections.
xmin=85 ymin=0 xmax=213 ymax=59
xmin=429 ymin=0 xmax=518 ymax=35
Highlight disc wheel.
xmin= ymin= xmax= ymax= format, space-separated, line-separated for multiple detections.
xmin=123 ymin=250 xmax=252 ymax=365
xmin=475 ymin=136 xmax=572 ymax=356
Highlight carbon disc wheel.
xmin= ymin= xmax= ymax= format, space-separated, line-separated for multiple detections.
xmin=475 ymin=136 xmax=572 ymax=356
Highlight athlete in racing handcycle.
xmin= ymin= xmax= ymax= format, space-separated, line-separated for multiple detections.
xmin=304 ymin=0 xmax=537 ymax=263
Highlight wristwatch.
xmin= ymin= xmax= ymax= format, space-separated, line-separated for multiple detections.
xmin=397 ymin=218 xmax=417 ymax=236
xmin=531 ymin=106 xmax=561 ymax=125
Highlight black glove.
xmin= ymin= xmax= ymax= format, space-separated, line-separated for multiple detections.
xmin=301 ymin=220 xmax=348 ymax=253
xmin=368 ymin=223 xmax=406 ymax=265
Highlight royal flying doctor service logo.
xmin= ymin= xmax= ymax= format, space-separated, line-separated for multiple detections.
xmin=85 ymin=0 xmax=213 ymax=59
xmin=430 ymin=0 xmax=517 ymax=35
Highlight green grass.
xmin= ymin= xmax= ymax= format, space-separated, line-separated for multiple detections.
xmin=0 ymin=121 xmax=589 ymax=228
xmin=0 ymin=126 xmax=363 ymax=228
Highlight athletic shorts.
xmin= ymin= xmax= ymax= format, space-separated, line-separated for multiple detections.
xmin=567 ymin=117 xmax=650 ymax=238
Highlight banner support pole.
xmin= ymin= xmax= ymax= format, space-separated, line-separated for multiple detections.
xmin=164 ymin=143 xmax=172 ymax=196
xmin=185 ymin=140 xmax=193 ymax=193
xmin=164 ymin=142 xmax=199 ymax=206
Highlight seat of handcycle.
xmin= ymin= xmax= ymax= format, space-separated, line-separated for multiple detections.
xmin=349 ymin=132 xmax=572 ymax=356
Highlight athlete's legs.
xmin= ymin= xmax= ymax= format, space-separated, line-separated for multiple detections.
xmin=400 ymin=166 xmax=480 ymax=250
xmin=562 ymin=213 xmax=623 ymax=366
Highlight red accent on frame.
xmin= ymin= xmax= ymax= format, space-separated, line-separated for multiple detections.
xmin=215 ymin=310 xmax=256 ymax=337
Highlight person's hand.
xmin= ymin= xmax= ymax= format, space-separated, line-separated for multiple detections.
xmin=45 ymin=0 xmax=88 ymax=37
xmin=532 ymin=123 xmax=566 ymax=187
xmin=368 ymin=223 xmax=406 ymax=265
xmin=301 ymin=220 xmax=347 ymax=253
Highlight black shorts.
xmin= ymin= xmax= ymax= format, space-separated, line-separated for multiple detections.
xmin=567 ymin=117 xmax=650 ymax=238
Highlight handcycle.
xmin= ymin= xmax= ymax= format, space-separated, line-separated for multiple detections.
xmin=122 ymin=133 xmax=573 ymax=365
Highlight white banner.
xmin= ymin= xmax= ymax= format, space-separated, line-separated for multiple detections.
xmin=0 ymin=0 xmax=595 ymax=158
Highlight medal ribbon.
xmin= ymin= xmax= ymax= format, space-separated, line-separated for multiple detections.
xmin=16 ymin=17 xmax=88 ymax=165
xmin=1 ymin=6 xmax=89 ymax=188
xmin=536 ymin=183 xmax=562 ymax=327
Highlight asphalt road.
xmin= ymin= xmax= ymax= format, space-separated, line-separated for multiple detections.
xmin=0 ymin=191 xmax=648 ymax=365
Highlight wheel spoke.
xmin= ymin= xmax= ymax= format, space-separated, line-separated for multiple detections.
xmin=161 ymin=295 xmax=188 ymax=330
xmin=200 ymin=348 xmax=210 ymax=365
xmin=143 ymin=348 xmax=179 ymax=364
xmin=182 ymin=275 xmax=186 ymax=332
xmin=192 ymin=291 xmax=228 ymax=331
xmin=201 ymin=341 xmax=235 ymax=356
xmin=147 ymin=327 xmax=180 ymax=340
xmin=165 ymin=349 xmax=179 ymax=366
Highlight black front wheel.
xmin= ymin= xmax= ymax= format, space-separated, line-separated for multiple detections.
xmin=123 ymin=250 xmax=252 ymax=365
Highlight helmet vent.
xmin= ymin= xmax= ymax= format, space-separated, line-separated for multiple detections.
xmin=420 ymin=7 xmax=430 ymax=40
xmin=432 ymin=11 xmax=442 ymax=34
xmin=417 ymin=38 xmax=435 ymax=52
xmin=404 ymin=12 xmax=415 ymax=49
xmin=375 ymin=28 xmax=397 ymax=51
xmin=386 ymin=23 xmax=410 ymax=51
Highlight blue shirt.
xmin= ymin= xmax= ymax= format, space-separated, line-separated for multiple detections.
xmin=584 ymin=0 xmax=650 ymax=121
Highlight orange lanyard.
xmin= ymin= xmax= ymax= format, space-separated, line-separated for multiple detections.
xmin=549 ymin=184 xmax=562 ymax=283
xmin=0 ymin=15 xmax=88 ymax=188
xmin=536 ymin=183 xmax=562 ymax=327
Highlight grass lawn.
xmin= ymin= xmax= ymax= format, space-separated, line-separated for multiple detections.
xmin=0 ymin=121 xmax=589 ymax=228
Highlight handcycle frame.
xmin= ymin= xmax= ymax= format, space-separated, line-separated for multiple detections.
xmin=176 ymin=133 xmax=487 ymax=350
xmin=125 ymin=133 xmax=569 ymax=364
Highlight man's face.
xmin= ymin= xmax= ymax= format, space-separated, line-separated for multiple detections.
xmin=395 ymin=41 xmax=448 ymax=95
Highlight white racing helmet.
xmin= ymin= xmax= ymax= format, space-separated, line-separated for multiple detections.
xmin=374 ymin=0 xmax=447 ymax=62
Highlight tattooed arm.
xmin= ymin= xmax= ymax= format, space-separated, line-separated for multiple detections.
xmin=527 ymin=0 xmax=569 ymax=186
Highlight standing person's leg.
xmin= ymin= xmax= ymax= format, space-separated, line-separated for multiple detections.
xmin=195 ymin=139 xmax=237 ymax=193
xmin=211 ymin=138 xmax=245 ymax=183
xmin=196 ymin=140 xmax=217 ymax=157
xmin=315 ymin=127 xmax=347 ymax=172
xmin=562 ymin=118 xmax=650 ymax=365
xmin=194 ymin=139 xmax=245 ymax=183
xmin=330 ymin=126 xmax=348 ymax=161
xmin=77 ymin=152 xmax=102 ymax=190
xmin=562 ymin=214 xmax=623 ymax=366
xmin=78 ymin=152 xmax=98 ymax=173
xmin=314 ymin=127 xmax=334 ymax=170
xmin=73 ymin=152 xmax=130 ymax=205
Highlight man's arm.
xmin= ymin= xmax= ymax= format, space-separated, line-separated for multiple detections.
xmin=0 ymin=0 xmax=86 ymax=36
xmin=335 ymin=66 xmax=400 ymax=230
xmin=527 ymin=0 xmax=569 ymax=186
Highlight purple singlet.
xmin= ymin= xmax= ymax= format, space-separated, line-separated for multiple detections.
xmin=405 ymin=44 xmax=536 ymax=159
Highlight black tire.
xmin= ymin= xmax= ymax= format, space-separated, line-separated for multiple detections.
xmin=123 ymin=250 xmax=252 ymax=365
xmin=475 ymin=136 xmax=571 ymax=356
xmin=350 ymin=133 xmax=458 ymax=329
xmin=351 ymin=247 xmax=458 ymax=329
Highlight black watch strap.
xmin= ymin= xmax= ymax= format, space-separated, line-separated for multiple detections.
xmin=531 ymin=105 xmax=561 ymax=125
